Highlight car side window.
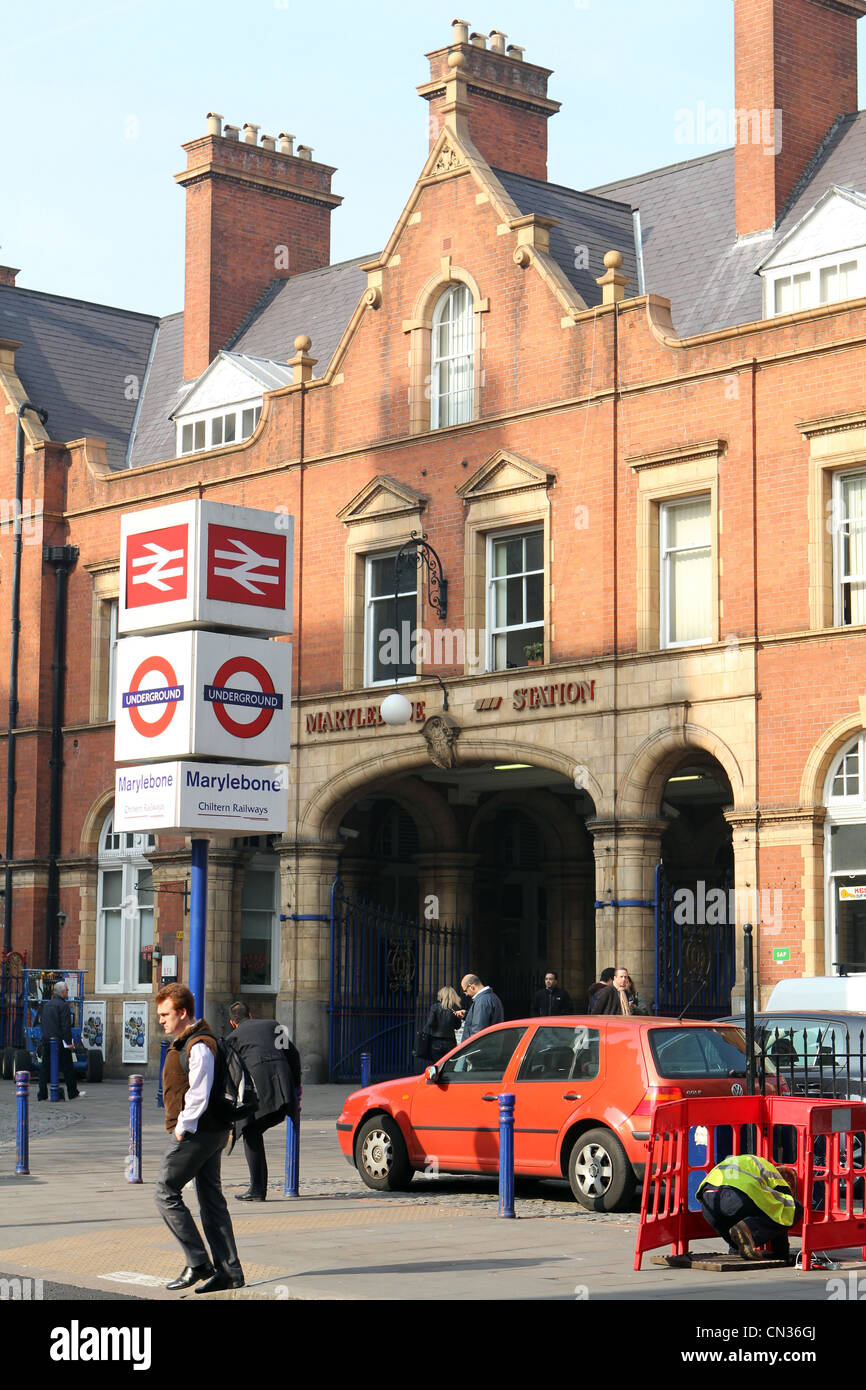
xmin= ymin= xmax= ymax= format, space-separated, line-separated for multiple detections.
xmin=516 ymin=1025 xmax=600 ymax=1082
xmin=437 ymin=1027 xmax=526 ymax=1084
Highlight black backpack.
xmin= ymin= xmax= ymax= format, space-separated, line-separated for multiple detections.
xmin=179 ymin=1033 xmax=258 ymax=1132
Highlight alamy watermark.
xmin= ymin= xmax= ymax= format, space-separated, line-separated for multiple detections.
xmin=673 ymin=880 xmax=782 ymax=930
xmin=674 ymin=103 xmax=782 ymax=156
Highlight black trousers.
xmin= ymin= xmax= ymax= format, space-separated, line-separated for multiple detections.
xmin=241 ymin=1120 xmax=269 ymax=1196
xmin=155 ymin=1129 xmax=243 ymax=1277
xmin=37 ymin=1042 xmax=78 ymax=1100
xmin=699 ymin=1184 xmax=800 ymax=1258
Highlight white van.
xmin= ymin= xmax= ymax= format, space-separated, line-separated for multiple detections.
xmin=765 ymin=974 xmax=866 ymax=1012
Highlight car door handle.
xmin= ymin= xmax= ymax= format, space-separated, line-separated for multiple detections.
xmin=482 ymin=1094 xmax=498 ymax=1102
xmin=562 ymin=1093 xmax=582 ymax=1101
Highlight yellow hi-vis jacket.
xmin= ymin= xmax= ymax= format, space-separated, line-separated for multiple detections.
xmin=697 ymin=1155 xmax=797 ymax=1227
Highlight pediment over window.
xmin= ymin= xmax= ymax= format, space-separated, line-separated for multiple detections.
xmin=338 ymin=475 xmax=429 ymax=527
xmin=457 ymin=450 xmax=556 ymax=503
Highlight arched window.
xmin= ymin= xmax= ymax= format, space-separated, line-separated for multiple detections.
xmin=431 ymin=283 xmax=474 ymax=428
xmin=825 ymin=733 xmax=866 ymax=970
xmin=96 ymin=812 xmax=155 ymax=992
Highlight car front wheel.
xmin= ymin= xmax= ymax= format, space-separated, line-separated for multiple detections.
xmin=354 ymin=1115 xmax=413 ymax=1192
xmin=568 ymin=1128 xmax=634 ymax=1212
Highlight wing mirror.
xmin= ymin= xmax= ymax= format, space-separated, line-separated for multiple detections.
xmin=425 ymin=1065 xmax=439 ymax=1084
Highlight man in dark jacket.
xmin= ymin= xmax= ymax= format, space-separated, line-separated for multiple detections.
xmin=37 ymin=981 xmax=82 ymax=1101
xmin=457 ymin=974 xmax=504 ymax=1039
xmin=590 ymin=966 xmax=636 ymax=1016
xmin=533 ymin=971 xmax=573 ymax=1016
xmin=228 ymin=1002 xmax=301 ymax=1202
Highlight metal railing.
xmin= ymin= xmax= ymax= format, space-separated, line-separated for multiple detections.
xmin=756 ymin=1026 xmax=866 ymax=1100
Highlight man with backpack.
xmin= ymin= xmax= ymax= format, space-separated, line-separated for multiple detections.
xmin=154 ymin=983 xmax=244 ymax=1294
xmin=228 ymin=1001 xmax=301 ymax=1202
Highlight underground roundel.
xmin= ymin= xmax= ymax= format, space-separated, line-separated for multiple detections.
xmin=203 ymin=654 xmax=283 ymax=739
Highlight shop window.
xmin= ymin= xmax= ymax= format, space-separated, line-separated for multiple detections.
xmin=96 ymin=812 xmax=155 ymax=992
xmin=833 ymin=470 xmax=866 ymax=626
xmin=430 ymin=284 xmax=474 ymax=429
xmin=825 ymin=733 xmax=866 ymax=970
xmin=487 ymin=529 xmax=544 ymax=670
xmin=660 ymin=496 xmax=712 ymax=648
xmin=364 ymin=551 xmax=418 ymax=686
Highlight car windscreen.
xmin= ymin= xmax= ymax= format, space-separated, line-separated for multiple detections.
xmin=648 ymin=1026 xmax=755 ymax=1079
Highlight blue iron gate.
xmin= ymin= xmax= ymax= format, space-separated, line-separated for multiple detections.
xmin=328 ymin=879 xmax=469 ymax=1083
xmin=654 ymin=864 xmax=736 ymax=1018
xmin=0 ymin=952 xmax=26 ymax=1050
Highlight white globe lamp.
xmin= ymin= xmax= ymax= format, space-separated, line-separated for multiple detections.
xmin=380 ymin=691 xmax=414 ymax=726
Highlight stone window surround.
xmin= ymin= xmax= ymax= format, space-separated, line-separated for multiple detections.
xmin=341 ymin=498 xmax=426 ymax=691
xmin=463 ymin=488 xmax=551 ymax=678
xmin=87 ymin=560 xmax=119 ymax=724
xmin=630 ymin=441 xmax=722 ymax=654
xmin=800 ymin=411 xmax=866 ymax=631
xmin=403 ymin=260 xmax=489 ymax=435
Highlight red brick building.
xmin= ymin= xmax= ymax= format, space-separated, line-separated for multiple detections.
xmin=2 ymin=2 xmax=866 ymax=1077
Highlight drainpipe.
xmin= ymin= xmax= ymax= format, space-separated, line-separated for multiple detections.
xmin=4 ymin=401 xmax=48 ymax=954
xmin=44 ymin=545 xmax=78 ymax=965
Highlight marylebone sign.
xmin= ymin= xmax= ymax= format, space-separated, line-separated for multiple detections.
xmin=114 ymin=501 xmax=292 ymax=834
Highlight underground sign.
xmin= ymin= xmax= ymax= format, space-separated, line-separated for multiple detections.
xmin=204 ymin=654 xmax=283 ymax=739
xmin=122 ymin=655 xmax=184 ymax=738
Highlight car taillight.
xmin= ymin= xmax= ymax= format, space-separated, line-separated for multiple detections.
xmin=633 ymin=1085 xmax=684 ymax=1116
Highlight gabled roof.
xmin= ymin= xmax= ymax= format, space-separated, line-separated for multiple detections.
xmin=757 ymin=184 xmax=866 ymax=271
xmin=170 ymin=351 xmax=294 ymax=420
xmin=0 ymin=285 xmax=157 ymax=470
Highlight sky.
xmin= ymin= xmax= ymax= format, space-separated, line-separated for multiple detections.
xmin=2 ymin=0 xmax=865 ymax=318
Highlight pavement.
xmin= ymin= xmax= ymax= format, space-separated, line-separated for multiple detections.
xmin=0 ymin=1076 xmax=862 ymax=1307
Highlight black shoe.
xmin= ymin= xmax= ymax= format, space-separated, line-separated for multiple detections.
xmin=195 ymin=1271 xmax=245 ymax=1294
xmin=235 ymin=1189 xmax=266 ymax=1202
xmin=166 ymin=1262 xmax=215 ymax=1290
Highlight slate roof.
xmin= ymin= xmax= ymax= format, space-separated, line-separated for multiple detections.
xmin=493 ymin=168 xmax=639 ymax=308
xmin=0 ymin=285 xmax=157 ymax=470
xmin=9 ymin=113 xmax=866 ymax=470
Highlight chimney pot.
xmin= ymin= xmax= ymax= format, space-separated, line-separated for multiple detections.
xmin=206 ymin=112 xmax=223 ymax=136
xmin=260 ymin=134 xmax=276 ymax=150
xmin=223 ymin=124 xmax=240 ymax=140
xmin=488 ymin=29 xmax=507 ymax=53
xmin=506 ymin=44 xmax=524 ymax=60
xmin=243 ymin=123 xmax=260 ymax=145
xmin=297 ymin=144 xmax=314 ymax=160
xmin=451 ymin=18 xmax=470 ymax=44
xmin=278 ymin=132 xmax=295 ymax=155
xmin=469 ymin=31 xmax=486 ymax=47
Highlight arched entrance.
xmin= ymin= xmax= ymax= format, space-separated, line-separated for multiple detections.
xmin=321 ymin=758 xmax=596 ymax=1078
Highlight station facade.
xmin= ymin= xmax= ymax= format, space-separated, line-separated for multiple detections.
xmin=2 ymin=2 xmax=866 ymax=1076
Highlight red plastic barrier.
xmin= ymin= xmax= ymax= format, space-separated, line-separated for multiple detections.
xmin=634 ymin=1094 xmax=866 ymax=1271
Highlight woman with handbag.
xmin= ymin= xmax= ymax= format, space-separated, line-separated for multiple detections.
xmin=414 ymin=986 xmax=462 ymax=1069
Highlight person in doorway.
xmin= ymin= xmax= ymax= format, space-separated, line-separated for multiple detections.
xmin=456 ymin=974 xmax=504 ymax=1039
xmin=228 ymin=1001 xmax=301 ymax=1202
xmin=416 ymin=985 xmax=462 ymax=1067
xmin=590 ymin=967 xmax=635 ymax=1015
xmin=533 ymin=971 xmax=573 ymax=1016
xmin=586 ymin=968 xmax=615 ymax=1012
xmin=155 ymin=983 xmax=244 ymax=1293
xmin=37 ymin=980 xmax=82 ymax=1101
xmin=697 ymin=1155 xmax=803 ymax=1260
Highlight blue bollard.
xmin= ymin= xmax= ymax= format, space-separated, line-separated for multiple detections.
xmin=360 ymin=1053 xmax=371 ymax=1089
xmin=156 ymin=1040 xmax=169 ymax=1109
xmin=498 ymin=1093 xmax=515 ymax=1218
xmin=127 ymin=1074 xmax=143 ymax=1184
xmin=49 ymin=1037 xmax=61 ymax=1102
xmin=284 ymin=1088 xmax=302 ymax=1197
xmin=15 ymin=1071 xmax=30 ymax=1175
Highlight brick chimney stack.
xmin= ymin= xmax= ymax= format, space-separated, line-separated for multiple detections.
xmin=418 ymin=20 xmax=560 ymax=181
xmin=735 ymin=0 xmax=865 ymax=237
xmin=176 ymin=113 xmax=342 ymax=380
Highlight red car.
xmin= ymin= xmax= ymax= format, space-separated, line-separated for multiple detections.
xmin=337 ymin=1015 xmax=764 ymax=1210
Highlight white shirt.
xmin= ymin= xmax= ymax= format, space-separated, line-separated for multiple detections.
xmin=176 ymin=1041 xmax=214 ymax=1137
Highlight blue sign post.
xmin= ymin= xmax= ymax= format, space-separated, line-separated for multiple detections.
xmin=189 ymin=839 xmax=208 ymax=1018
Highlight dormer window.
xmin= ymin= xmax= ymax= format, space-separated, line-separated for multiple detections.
xmin=759 ymin=186 xmax=866 ymax=320
xmin=770 ymin=259 xmax=860 ymax=316
xmin=179 ymin=404 xmax=261 ymax=455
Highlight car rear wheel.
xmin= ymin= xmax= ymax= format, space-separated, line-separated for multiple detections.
xmin=13 ymin=1049 xmax=33 ymax=1077
xmin=1 ymin=1047 xmax=14 ymax=1080
xmin=354 ymin=1115 xmax=413 ymax=1192
xmin=568 ymin=1128 xmax=634 ymax=1212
